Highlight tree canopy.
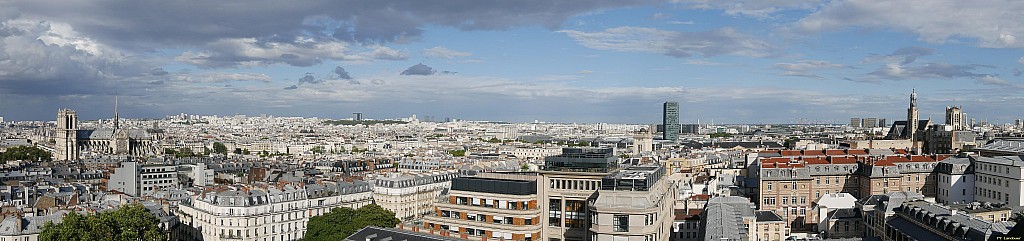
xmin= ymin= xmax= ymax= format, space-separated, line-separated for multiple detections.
xmin=40 ymin=203 xmax=165 ymax=241
xmin=0 ymin=145 xmax=51 ymax=162
xmin=303 ymin=204 xmax=400 ymax=241
xmin=212 ymin=142 xmax=228 ymax=155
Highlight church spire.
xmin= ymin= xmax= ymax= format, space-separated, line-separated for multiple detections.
xmin=114 ymin=96 xmax=119 ymax=130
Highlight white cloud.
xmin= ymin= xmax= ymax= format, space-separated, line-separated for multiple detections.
xmin=170 ymin=72 xmax=273 ymax=83
xmin=423 ymin=46 xmax=472 ymax=59
xmin=559 ymin=27 xmax=775 ymax=58
xmin=1018 ymin=57 xmax=1024 ymax=65
xmin=369 ymin=46 xmax=408 ymax=61
xmin=666 ymin=20 xmax=695 ymax=25
xmin=673 ymin=0 xmax=822 ymax=18
xmin=174 ymin=38 xmax=355 ymax=68
xmin=795 ymin=0 xmax=1024 ymax=48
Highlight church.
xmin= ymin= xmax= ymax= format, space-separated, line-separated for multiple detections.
xmin=54 ymin=100 xmax=157 ymax=161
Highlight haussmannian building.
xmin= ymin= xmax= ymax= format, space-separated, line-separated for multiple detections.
xmin=176 ymin=181 xmax=372 ymax=241
xmin=373 ymin=170 xmax=460 ymax=221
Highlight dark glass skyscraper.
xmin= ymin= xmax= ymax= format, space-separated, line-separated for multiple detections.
xmin=663 ymin=101 xmax=679 ymax=141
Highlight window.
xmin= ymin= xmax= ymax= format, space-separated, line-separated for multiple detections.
xmin=613 ymin=215 xmax=629 ymax=232
xmin=548 ymin=199 xmax=561 ymax=227
xmin=767 ymin=183 xmax=772 ymax=191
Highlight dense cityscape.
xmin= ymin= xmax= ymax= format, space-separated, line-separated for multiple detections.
xmin=1 ymin=90 xmax=1024 ymax=240
xmin=4 ymin=1 xmax=1024 ymax=241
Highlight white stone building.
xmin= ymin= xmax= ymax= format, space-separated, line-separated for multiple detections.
xmin=373 ymin=170 xmax=460 ymax=221
xmin=974 ymin=156 xmax=1024 ymax=206
xmin=936 ymin=155 xmax=975 ymax=205
xmin=176 ymin=181 xmax=372 ymax=241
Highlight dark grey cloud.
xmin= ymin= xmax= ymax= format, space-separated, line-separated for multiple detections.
xmin=6 ymin=1 xmax=658 ymax=49
xmin=149 ymin=68 xmax=169 ymax=76
xmin=298 ymin=73 xmax=324 ymax=84
xmin=284 ymin=85 xmax=298 ymax=90
xmin=334 ymin=66 xmax=352 ymax=80
xmin=401 ymin=63 xmax=436 ymax=75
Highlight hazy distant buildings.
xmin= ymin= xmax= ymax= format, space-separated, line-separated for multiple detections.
xmin=851 ymin=117 xmax=885 ymax=128
xmin=663 ymin=102 xmax=680 ymax=141
xmin=681 ymin=124 xmax=699 ymax=134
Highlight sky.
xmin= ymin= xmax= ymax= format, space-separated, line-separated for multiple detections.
xmin=1 ymin=0 xmax=1023 ymax=124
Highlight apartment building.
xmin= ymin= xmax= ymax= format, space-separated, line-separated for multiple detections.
xmin=589 ymin=166 xmax=674 ymax=241
xmin=753 ymin=211 xmax=787 ymax=241
xmin=884 ymin=200 xmax=1014 ymax=241
xmin=423 ymin=173 xmax=541 ymax=241
xmin=756 ymin=149 xmax=948 ymax=231
xmin=176 ymin=181 xmax=372 ymax=241
xmin=974 ymin=156 xmax=1024 ymax=206
xmin=373 ymin=170 xmax=460 ymax=221
xmin=936 ymin=155 xmax=974 ymax=205
xmin=107 ymin=161 xmax=178 ymax=197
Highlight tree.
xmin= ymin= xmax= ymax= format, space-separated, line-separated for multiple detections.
xmin=212 ymin=142 xmax=228 ymax=155
xmin=242 ymin=149 xmax=251 ymax=155
xmin=310 ymin=146 xmax=325 ymax=154
xmin=39 ymin=203 xmax=165 ymax=241
xmin=0 ymin=145 xmax=52 ymax=162
xmin=233 ymin=148 xmax=242 ymax=155
xmin=304 ymin=204 xmax=399 ymax=241
xmin=447 ymin=149 xmax=466 ymax=157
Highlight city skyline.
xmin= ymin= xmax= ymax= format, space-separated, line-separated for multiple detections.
xmin=2 ymin=1 xmax=1023 ymax=123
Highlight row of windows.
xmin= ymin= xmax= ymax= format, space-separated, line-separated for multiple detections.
xmin=549 ymin=179 xmax=600 ymax=191
xmin=978 ymin=163 xmax=1013 ymax=175
xmin=979 ymin=175 xmax=1012 ymax=188
xmin=439 ymin=210 xmax=535 ymax=225
xmin=762 ymin=196 xmax=807 ymax=206
xmin=453 ymin=196 xmax=530 ymax=210
xmin=978 ymin=187 xmax=1011 ymax=203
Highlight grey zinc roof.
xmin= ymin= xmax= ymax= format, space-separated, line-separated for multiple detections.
xmin=703 ymin=196 xmax=755 ymax=241
xmin=0 ymin=210 xmax=70 ymax=236
xmin=976 ymin=139 xmax=1024 ymax=155
xmin=976 ymin=156 xmax=1024 ymax=167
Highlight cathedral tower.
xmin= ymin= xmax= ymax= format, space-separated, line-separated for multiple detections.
xmin=56 ymin=109 xmax=79 ymax=161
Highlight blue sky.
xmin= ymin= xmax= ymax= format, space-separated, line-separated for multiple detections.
xmin=1 ymin=0 xmax=1022 ymax=124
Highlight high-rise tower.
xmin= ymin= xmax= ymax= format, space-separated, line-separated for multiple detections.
xmin=663 ymin=101 xmax=679 ymax=141
xmin=945 ymin=106 xmax=966 ymax=131
xmin=55 ymin=109 xmax=79 ymax=161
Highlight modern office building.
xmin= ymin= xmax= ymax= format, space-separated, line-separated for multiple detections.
xmin=107 ymin=161 xmax=179 ymax=197
xmin=663 ymin=102 xmax=680 ymax=141
xmin=423 ymin=173 xmax=541 ymax=241
xmin=176 ymin=181 xmax=373 ymax=241
xmin=850 ymin=118 xmax=862 ymax=128
xmin=539 ymin=147 xmax=618 ymax=241
xmin=589 ymin=165 xmax=674 ymax=241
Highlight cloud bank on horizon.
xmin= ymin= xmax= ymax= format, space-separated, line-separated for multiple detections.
xmin=1 ymin=0 xmax=1023 ymax=124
